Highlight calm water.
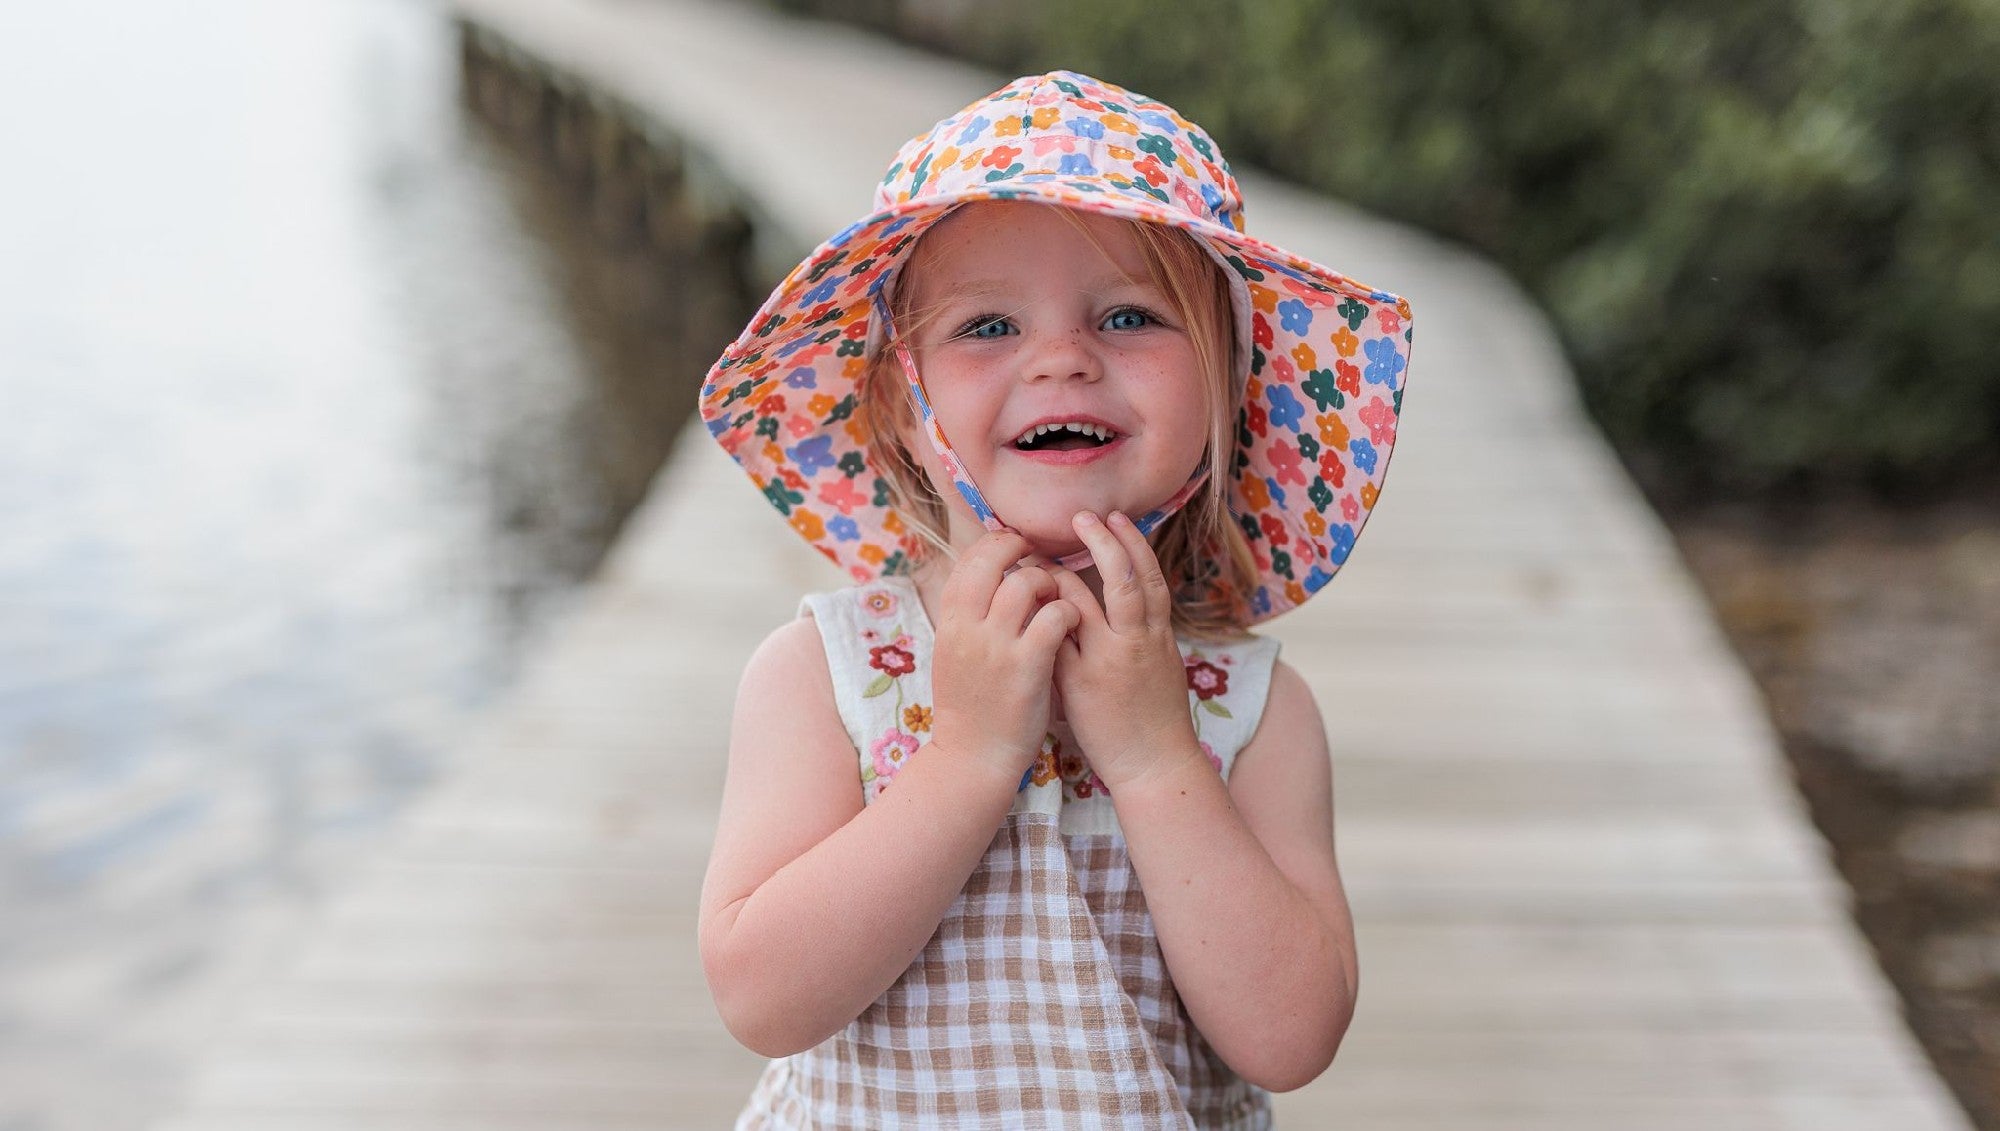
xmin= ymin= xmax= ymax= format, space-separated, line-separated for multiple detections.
xmin=0 ymin=1 xmax=714 ymax=1125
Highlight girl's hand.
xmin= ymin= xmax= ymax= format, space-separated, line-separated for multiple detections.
xmin=929 ymin=530 xmax=1079 ymax=783
xmin=1049 ymin=511 xmax=1202 ymax=790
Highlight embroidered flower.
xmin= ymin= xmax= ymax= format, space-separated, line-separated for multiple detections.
xmin=870 ymin=729 xmax=919 ymax=779
xmin=861 ymin=589 xmax=898 ymax=618
xmin=902 ymin=704 xmax=933 ymax=733
xmin=868 ymin=643 xmax=916 ymax=677
xmin=1185 ymin=659 xmax=1229 ymax=700
xmin=1202 ymin=741 xmax=1223 ymax=774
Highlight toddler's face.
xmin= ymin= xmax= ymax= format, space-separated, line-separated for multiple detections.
xmin=896 ymin=202 xmax=1212 ymax=562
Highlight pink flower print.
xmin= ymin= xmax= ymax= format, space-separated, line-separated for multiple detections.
xmin=818 ymin=475 xmax=867 ymax=516
xmin=1030 ymin=133 xmax=1078 ymax=157
xmin=1341 ymin=493 xmax=1361 ymax=522
xmin=1360 ymin=395 xmax=1397 ymax=446
xmin=1269 ymin=355 xmax=1295 ymax=384
xmin=868 ymin=643 xmax=916 ymax=677
xmin=871 ymin=729 xmax=919 ymax=780
xmin=1201 ymin=742 xmax=1223 ymax=774
xmin=860 ymin=589 xmax=898 ymax=618
xmin=1269 ymin=439 xmax=1308 ymax=487
xmin=1185 ymin=659 xmax=1229 ymax=700
xmin=1376 ymin=307 xmax=1401 ymax=335
xmin=784 ymin=414 xmax=815 ymax=439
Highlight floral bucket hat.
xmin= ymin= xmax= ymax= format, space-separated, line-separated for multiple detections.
xmin=699 ymin=71 xmax=1411 ymax=623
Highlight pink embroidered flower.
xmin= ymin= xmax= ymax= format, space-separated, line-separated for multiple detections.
xmin=1201 ymin=741 xmax=1223 ymax=774
xmin=1185 ymin=659 xmax=1229 ymax=700
xmin=860 ymin=589 xmax=898 ymax=618
xmin=869 ymin=643 xmax=916 ymax=677
xmin=870 ymin=729 xmax=919 ymax=779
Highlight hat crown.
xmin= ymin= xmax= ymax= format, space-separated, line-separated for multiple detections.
xmin=874 ymin=72 xmax=1246 ymax=234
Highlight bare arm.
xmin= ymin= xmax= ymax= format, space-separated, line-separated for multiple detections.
xmin=1108 ymin=659 xmax=1357 ymax=1092
xmin=1050 ymin=510 xmax=1356 ymax=1091
xmin=698 ymin=532 xmax=1079 ymax=1056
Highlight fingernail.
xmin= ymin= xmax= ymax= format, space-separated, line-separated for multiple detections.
xmin=1075 ymin=511 xmax=1098 ymax=526
xmin=1109 ymin=511 xmax=1131 ymax=527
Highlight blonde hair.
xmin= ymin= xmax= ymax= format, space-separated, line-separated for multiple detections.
xmin=857 ymin=206 xmax=1260 ymax=641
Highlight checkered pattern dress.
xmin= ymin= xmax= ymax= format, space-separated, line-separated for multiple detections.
xmin=738 ymin=576 xmax=1281 ymax=1129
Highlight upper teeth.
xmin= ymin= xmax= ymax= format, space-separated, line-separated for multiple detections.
xmin=1017 ymin=422 xmax=1113 ymax=444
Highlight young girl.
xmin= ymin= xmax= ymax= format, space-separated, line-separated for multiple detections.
xmin=697 ymin=71 xmax=1410 ymax=1128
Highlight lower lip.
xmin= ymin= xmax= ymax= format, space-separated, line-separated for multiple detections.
xmin=1005 ymin=435 xmax=1126 ymax=465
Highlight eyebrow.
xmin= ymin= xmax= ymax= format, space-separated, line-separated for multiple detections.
xmin=941 ymin=271 xmax=1159 ymax=303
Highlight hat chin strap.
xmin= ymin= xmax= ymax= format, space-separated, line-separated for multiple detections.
xmin=878 ymin=292 xmax=1208 ymax=573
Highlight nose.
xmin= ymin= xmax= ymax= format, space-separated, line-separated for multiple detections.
xmin=1021 ymin=323 xmax=1101 ymax=384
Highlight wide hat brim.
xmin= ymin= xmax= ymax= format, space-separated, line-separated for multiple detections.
xmin=698 ymin=175 xmax=1410 ymax=623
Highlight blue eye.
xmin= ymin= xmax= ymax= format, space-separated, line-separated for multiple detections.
xmin=1103 ymin=307 xmax=1154 ymax=331
xmin=956 ymin=315 xmax=1014 ymax=340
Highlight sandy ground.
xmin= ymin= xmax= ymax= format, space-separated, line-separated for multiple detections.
xmin=1660 ymin=476 xmax=2000 ymax=1130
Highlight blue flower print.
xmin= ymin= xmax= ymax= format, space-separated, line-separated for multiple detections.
xmin=1349 ymin=437 xmax=1378 ymax=475
xmin=1277 ymin=298 xmax=1313 ymax=335
xmin=1065 ymin=117 xmax=1105 ymax=140
xmin=802 ymin=277 xmax=838 ymax=306
xmin=705 ymin=414 xmax=731 ymax=438
xmin=1250 ymin=586 xmax=1272 ymax=617
xmin=776 ymin=334 xmax=816 ymax=360
xmin=1303 ymin=565 xmax=1334 ymax=594
xmin=955 ymin=115 xmax=991 ymax=145
xmin=1137 ymin=110 xmax=1177 ymax=132
xmin=1265 ymin=385 xmax=1305 ymax=431
xmin=955 ymin=480 xmax=994 ymax=522
xmin=1057 ymin=153 xmax=1097 ymax=176
xmin=829 ymin=515 xmax=860 ymax=543
xmin=879 ymin=215 xmax=917 ymax=238
xmin=788 ymin=435 xmax=837 ymax=475
xmin=784 ymin=367 xmax=817 ymax=390
xmin=1364 ymin=338 xmax=1405 ymax=386
xmin=1327 ymin=523 xmax=1356 ymax=564
xmin=1200 ymin=183 xmax=1225 ymax=213
xmin=1263 ymin=476 xmax=1288 ymax=511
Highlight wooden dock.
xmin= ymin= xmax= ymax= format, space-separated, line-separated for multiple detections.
xmin=153 ymin=0 xmax=1975 ymax=1126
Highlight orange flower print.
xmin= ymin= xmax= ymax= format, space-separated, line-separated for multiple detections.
xmin=790 ymin=508 xmax=826 ymax=542
xmin=1303 ymin=510 xmax=1327 ymax=537
xmin=1361 ymin=481 xmax=1379 ymax=509
xmin=1031 ymin=106 xmax=1061 ymax=129
xmin=902 ymin=704 xmax=933 ymax=733
xmin=1291 ymin=343 xmax=1317 ymax=371
xmin=1331 ymin=325 xmax=1359 ymax=358
xmin=1316 ymin=412 xmax=1350 ymax=449
xmin=994 ymin=115 xmax=1024 ymax=137
xmin=1029 ymin=748 xmax=1059 ymax=786
xmin=807 ymin=393 xmax=837 ymax=418
xmin=1240 ymin=474 xmax=1271 ymax=512
xmin=1248 ymin=284 xmax=1278 ymax=313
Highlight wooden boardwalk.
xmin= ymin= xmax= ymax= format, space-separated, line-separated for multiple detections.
xmin=154 ymin=0 xmax=1974 ymax=1127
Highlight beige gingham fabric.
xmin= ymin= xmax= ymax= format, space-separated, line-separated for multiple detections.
xmin=738 ymin=577 xmax=1280 ymax=1129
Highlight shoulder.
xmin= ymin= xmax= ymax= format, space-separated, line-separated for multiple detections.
xmin=732 ymin=613 xmax=844 ymax=742
xmin=1230 ymin=658 xmax=1333 ymax=804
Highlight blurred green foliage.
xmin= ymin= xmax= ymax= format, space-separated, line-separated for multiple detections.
xmin=774 ymin=0 xmax=2000 ymax=497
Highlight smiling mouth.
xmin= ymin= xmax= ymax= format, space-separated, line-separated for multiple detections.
xmin=1013 ymin=421 xmax=1119 ymax=453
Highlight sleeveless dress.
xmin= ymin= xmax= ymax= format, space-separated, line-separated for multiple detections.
xmin=738 ymin=574 xmax=1282 ymax=1130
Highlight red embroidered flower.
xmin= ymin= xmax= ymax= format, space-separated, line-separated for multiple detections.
xmin=1185 ymin=659 xmax=1229 ymax=700
xmin=869 ymin=644 xmax=916 ymax=677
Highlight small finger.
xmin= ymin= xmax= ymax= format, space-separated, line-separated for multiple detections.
xmin=1107 ymin=510 xmax=1172 ymax=628
xmin=991 ymin=564 xmax=1057 ymax=633
xmin=941 ymin=528 xmax=1032 ymax=622
xmin=1023 ymin=597 xmax=1080 ymax=655
xmin=1048 ymin=565 xmax=1106 ymax=637
xmin=1072 ymin=510 xmax=1144 ymax=630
